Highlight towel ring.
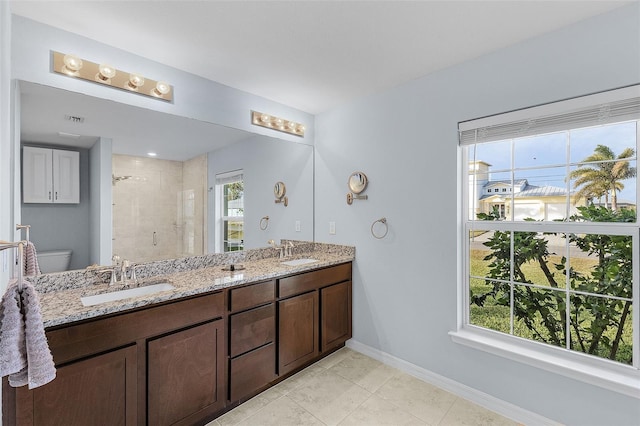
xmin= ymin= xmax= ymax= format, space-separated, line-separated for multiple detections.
xmin=371 ymin=217 xmax=388 ymax=239
xmin=259 ymin=216 xmax=269 ymax=230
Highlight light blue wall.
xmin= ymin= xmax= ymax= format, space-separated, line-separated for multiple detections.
xmin=314 ymin=5 xmax=640 ymax=425
xmin=89 ymin=137 xmax=113 ymax=266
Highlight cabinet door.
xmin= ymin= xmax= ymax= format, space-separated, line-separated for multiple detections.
xmin=15 ymin=345 xmax=137 ymax=426
xmin=278 ymin=291 xmax=318 ymax=376
xmin=52 ymin=149 xmax=80 ymax=203
xmin=22 ymin=146 xmax=53 ymax=203
xmin=147 ymin=319 xmax=225 ymax=426
xmin=320 ymin=281 xmax=352 ymax=353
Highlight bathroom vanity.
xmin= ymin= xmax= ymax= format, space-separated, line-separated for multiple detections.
xmin=2 ymin=243 xmax=353 ymax=426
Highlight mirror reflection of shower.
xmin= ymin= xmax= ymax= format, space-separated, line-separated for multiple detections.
xmin=111 ymin=154 xmax=207 ymax=263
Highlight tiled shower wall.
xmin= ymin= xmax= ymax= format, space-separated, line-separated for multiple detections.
xmin=112 ymin=154 xmax=207 ymax=263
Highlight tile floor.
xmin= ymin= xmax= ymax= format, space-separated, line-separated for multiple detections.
xmin=208 ymin=347 xmax=519 ymax=426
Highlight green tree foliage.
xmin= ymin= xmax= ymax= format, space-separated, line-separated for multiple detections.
xmin=570 ymin=144 xmax=636 ymax=211
xmin=472 ymin=205 xmax=633 ymax=364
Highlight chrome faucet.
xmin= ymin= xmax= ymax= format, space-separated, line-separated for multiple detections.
xmin=109 ymin=255 xmax=132 ymax=286
xmin=285 ymin=241 xmax=294 ymax=257
xmin=121 ymin=260 xmax=130 ymax=284
xmin=268 ymin=239 xmax=284 ymax=258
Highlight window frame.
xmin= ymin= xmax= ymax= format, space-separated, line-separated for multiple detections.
xmin=214 ymin=170 xmax=244 ymax=253
xmin=453 ymin=86 xmax=640 ymax=399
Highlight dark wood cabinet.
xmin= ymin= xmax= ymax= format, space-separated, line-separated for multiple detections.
xmin=320 ymin=280 xmax=352 ymax=352
xmin=14 ymin=345 xmax=137 ymax=426
xmin=4 ymin=291 xmax=226 ymax=426
xmin=228 ymin=281 xmax=277 ymax=402
xmin=278 ymin=291 xmax=319 ymax=375
xmin=278 ymin=262 xmax=352 ymax=376
xmin=3 ymin=262 xmax=352 ymax=425
xmin=147 ymin=319 xmax=225 ymax=426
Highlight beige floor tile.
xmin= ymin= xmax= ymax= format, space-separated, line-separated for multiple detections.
xmin=329 ymin=351 xmax=399 ymax=392
xmin=214 ymin=394 xmax=273 ymax=426
xmin=269 ymin=362 xmax=327 ymax=397
xmin=338 ymin=394 xmax=427 ymax=426
xmin=288 ymin=369 xmax=372 ymax=425
xmin=374 ymin=373 xmax=457 ymax=425
xmin=314 ymin=347 xmax=356 ymax=369
xmin=439 ymin=398 xmax=519 ymax=426
xmin=235 ymin=396 xmax=324 ymax=426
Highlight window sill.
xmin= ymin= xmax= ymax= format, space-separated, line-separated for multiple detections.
xmin=449 ymin=327 xmax=640 ymax=399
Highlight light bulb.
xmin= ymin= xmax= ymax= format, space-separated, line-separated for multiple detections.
xmin=274 ymin=118 xmax=283 ymax=128
xmin=260 ymin=114 xmax=270 ymax=123
xmin=96 ymin=63 xmax=116 ymax=82
xmin=152 ymin=81 xmax=171 ymax=97
xmin=287 ymin=121 xmax=297 ymax=130
xmin=297 ymin=124 xmax=306 ymax=133
xmin=127 ymin=73 xmax=145 ymax=90
xmin=62 ymin=54 xmax=83 ymax=75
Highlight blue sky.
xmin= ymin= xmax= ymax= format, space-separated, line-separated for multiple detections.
xmin=471 ymin=121 xmax=637 ymax=203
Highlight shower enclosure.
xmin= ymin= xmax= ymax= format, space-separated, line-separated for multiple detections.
xmin=111 ymin=154 xmax=207 ymax=263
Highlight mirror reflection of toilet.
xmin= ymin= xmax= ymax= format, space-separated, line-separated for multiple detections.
xmin=37 ymin=249 xmax=72 ymax=273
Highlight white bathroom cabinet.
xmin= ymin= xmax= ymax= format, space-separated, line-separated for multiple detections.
xmin=22 ymin=146 xmax=80 ymax=204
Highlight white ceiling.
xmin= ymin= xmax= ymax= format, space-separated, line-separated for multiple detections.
xmin=10 ymin=0 xmax=632 ymax=115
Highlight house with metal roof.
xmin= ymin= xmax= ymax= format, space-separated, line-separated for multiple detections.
xmin=469 ymin=161 xmax=584 ymax=221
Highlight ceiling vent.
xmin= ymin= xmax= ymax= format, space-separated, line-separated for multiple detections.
xmin=64 ymin=114 xmax=85 ymax=124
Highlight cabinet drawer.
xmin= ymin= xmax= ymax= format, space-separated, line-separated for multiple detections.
xmin=230 ymin=304 xmax=275 ymax=357
xmin=229 ymin=343 xmax=276 ymax=402
xmin=279 ymin=263 xmax=352 ymax=299
xmin=229 ymin=280 xmax=275 ymax=312
xmin=46 ymin=291 xmax=225 ymax=365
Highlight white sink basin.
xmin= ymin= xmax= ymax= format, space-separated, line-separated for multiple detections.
xmin=81 ymin=283 xmax=175 ymax=307
xmin=281 ymin=258 xmax=318 ymax=267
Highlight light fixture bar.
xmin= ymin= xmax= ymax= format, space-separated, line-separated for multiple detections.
xmin=52 ymin=51 xmax=173 ymax=102
xmin=251 ymin=111 xmax=305 ymax=137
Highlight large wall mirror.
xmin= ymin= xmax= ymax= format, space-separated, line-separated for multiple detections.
xmin=18 ymin=81 xmax=314 ymax=272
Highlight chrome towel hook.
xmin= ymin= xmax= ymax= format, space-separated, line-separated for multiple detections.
xmin=371 ymin=217 xmax=388 ymax=239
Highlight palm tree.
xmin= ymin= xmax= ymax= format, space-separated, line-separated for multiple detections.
xmin=570 ymin=145 xmax=636 ymax=211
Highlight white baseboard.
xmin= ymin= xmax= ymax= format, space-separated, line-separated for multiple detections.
xmin=346 ymin=339 xmax=560 ymax=426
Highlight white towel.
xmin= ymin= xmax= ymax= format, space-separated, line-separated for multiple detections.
xmin=24 ymin=241 xmax=41 ymax=276
xmin=0 ymin=279 xmax=56 ymax=389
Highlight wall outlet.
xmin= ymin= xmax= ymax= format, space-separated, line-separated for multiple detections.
xmin=329 ymin=221 xmax=336 ymax=235
xmin=295 ymin=220 xmax=301 ymax=232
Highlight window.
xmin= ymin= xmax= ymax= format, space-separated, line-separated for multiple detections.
xmin=215 ymin=170 xmax=244 ymax=253
xmin=457 ymin=86 xmax=640 ymax=394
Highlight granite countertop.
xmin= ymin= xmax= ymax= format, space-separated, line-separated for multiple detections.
xmin=38 ymin=250 xmax=354 ymax=329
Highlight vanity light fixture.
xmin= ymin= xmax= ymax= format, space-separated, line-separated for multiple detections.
xmin=251 ymin=111 xmax=305 ymax=137
xmin=52 ymin=51 xmax=173 ymax=102
xmin=152 ymin=81 xmax=171 ymax=97
xmin=62 ymin=54 xmax=83 ymax=75
xmin=126 ymin=73 xmax=145 ymax=91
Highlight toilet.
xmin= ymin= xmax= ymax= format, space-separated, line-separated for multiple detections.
xmin=37 ymin=249 xmax=72 ymax=273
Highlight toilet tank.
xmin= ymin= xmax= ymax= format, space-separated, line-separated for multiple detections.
xmin=37 ymin=249 xmax=73 ymax=273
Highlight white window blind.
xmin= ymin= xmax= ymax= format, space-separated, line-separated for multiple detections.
xmin=459 ymin=85 xmax=640 ymax=145
xmin=215 ymin=170 xmax=243 ymax=185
